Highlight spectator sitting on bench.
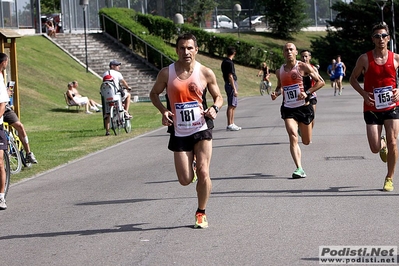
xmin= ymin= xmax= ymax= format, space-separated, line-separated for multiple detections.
xmin=66 ymin=82 xmax=100 ymax=114
xmin=71 ymin=81 xmax=102 ymax=111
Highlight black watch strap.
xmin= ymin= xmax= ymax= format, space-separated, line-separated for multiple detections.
xmin=212 ymin=105 xmax=219 ymax=113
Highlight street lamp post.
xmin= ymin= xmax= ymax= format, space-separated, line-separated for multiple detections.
xmin=233 ymin=4 xmax=241 ymax=38
xmin=375 ymin=0 xmax=396 ymax=52
xmin=80 ymin=0 xmax=89 ymax=73
xmin=376 ymin=0 xmax=398 ymax=85
xmin=173 ymin=13 xmax=184 ymax=34
xmin=391 ymin=0 xmax=396 ymax=52
xmin=314 ymin=0 xmax=318 ymax=27
xmin=375 ymin=0 xmax=388 ymax=23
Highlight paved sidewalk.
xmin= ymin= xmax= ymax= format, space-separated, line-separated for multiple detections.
xmin=1 ymin=87 xmax=398 ymax=265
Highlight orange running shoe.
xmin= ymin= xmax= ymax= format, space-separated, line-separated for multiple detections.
xmin=194 ymin=212 xmax=208 ymax=228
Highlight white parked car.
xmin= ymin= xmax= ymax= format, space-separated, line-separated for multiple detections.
xmin=240 ymin=15 xmax=265 ymax=28
xmin=214 ymin=15 xmax=238 ymax=29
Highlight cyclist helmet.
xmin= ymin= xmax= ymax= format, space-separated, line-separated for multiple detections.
xmin=103 ymin=75 xmax=113 ymax=82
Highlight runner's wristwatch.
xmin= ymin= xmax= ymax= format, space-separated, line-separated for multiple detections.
xmin=212 ymin=105 xmax=219 ymax=113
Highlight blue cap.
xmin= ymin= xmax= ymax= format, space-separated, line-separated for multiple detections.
xmin=109 ymin=60 xmax=121 ymax=67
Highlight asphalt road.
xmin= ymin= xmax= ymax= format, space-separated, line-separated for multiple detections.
xmin=1 ymin=87 xmax=398 ymax=266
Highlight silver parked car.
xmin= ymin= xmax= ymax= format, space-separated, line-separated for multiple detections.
xmin=214 ymin=15 xmax=238 ymax=29
xmin=240 ymin=15 xmax=266 ymax=28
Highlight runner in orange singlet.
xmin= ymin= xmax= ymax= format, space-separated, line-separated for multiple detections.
xmin=271 ymin=43 xmax=324 ymax=179
xmin=150 ymin=33 xmax=223 ymax=228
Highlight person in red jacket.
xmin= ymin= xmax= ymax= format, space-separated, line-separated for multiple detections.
xmin=350 ymin=23 xmax=399 ymax=192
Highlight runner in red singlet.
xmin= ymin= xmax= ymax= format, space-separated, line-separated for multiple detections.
xmin=350 ymin=23 xmax=399 ymax=192
xmin=150 ymin=33 xmax=223 ymax=228
xmin=271 ymin=43 xmax=324 ymax=179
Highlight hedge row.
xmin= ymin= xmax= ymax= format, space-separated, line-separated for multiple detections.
xmin=99 ymin=8 xmax=284 ymax=69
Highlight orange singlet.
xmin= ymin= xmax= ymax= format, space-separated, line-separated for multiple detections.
xmin=167 ymin=62 xmax=208 ymax=137
xmin=279 ymin=62 xmax=306 ymax=108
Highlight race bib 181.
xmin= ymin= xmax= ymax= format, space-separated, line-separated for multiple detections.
xmin=175 ymin=101 xmax=203 ymax=129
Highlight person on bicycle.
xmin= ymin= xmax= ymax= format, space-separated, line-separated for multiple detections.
xmin=257 ymin=62 xmax=271 ymax=87
xmin=0 ymin=53 xmax=11 ymax=210
xmin=103 ymin=60 xmax=132 ymax=119
xmin=4 ymin=88 xmax=38 ymax=164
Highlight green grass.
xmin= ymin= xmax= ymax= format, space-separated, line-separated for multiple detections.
xmin=12 ymin=35 xmax=162 ymax=183
xmin=12 ymin=31 xmax=331 ymax=183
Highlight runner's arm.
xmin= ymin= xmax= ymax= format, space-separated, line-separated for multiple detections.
xmin=203 ymin=67 xmax=223 ymax=119
xmin=150 ymin=67 xmax=174 ymax=125
xmin=271 ymin=69 xmax=281 ymax=100
xmin=305 ymin=63 xmax=325 ymax=94
xmin=349 ymin=54 xmax=373 ymax=106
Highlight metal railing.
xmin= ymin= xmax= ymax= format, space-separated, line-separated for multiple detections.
xmin=100 ymin=14 xmax=174 ymax=70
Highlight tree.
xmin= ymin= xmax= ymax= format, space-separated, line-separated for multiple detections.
xmin=263 ymin=0 xmax=310 ymax=39
xmin=182 ymin=0 xmax=218 ymax=27
xmin=310 ymin=0 xmax=398 ymax=76
xmin=41 ymin=0 xmax=60 ymax=14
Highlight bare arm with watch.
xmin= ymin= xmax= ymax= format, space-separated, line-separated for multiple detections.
xmin=202 ymin=65 xmax=223 ymax=120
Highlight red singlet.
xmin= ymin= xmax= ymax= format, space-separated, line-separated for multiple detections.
xmin=364 ymin=50 xmax=398 ymax=112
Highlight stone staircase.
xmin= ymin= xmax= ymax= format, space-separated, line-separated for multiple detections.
xmin=53 ymin=33 xmax=159 ymax=98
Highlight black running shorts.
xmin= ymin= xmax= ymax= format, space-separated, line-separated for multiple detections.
xmin=0 ymin=125 xmax=8 ymax=151
xmin=281 ymin=104 xmax=314 ymax=125
xmin=168 ymin=129 xmax=213 ymax=152
xmin=309 ymin=97 xmax=317 ymax=106
xmin=364 ymin=107 xmax=399 ymax=125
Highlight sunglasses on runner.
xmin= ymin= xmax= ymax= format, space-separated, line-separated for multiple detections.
xmin=373 ymin=33 xmax=389 ymax=39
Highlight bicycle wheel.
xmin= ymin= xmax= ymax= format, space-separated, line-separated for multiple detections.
xmin=124 ymin=118 xmax=132 ymax=133
xmin=110 ymin=106 xmax=119 ymax=136
xmin=3 ymin=151 xmax=10 ymax=198
xmin=260 ymin=81 xmax=267 ymax=96
xmin=117 ymin=112 xmax=124 ymax=132
xmin=8 ymin=137 xmax=22 ymax=174
xmin=12 ymin=136 xmax=32 ymax=168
